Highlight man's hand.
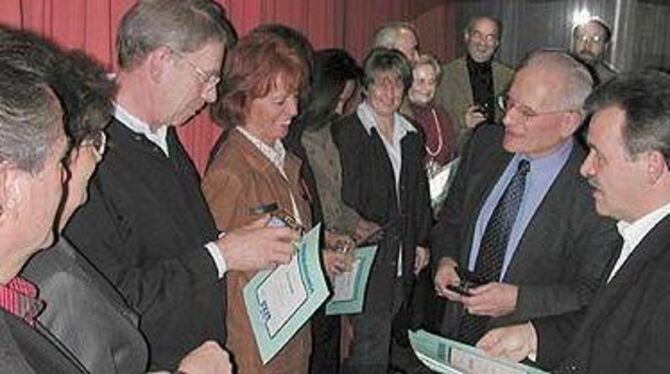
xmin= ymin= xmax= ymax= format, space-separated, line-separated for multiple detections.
xmin=217 ymin=216 xmax=298 ymax=271
xmin=433 ymin=257 xmax=463 ymax=301
xmin=177 ymin=340 xmax=232 ymax=374
xmin=477 ymin=323 xmax=537 ymax=363
xmin=322 ymin=249 xmax=354 ymax=277
xmin=465 ymin=105 xmax=487 ymax=129
xmin=414 ymin=246 xmax=430 ymax=275
xmin=461 ymin=282 xmax=518 ymax=317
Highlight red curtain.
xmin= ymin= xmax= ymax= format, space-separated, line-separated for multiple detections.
xmin=0 ymin=0 xmax=456 ymax=174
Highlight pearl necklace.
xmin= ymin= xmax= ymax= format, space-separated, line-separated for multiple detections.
xmin=425 ymin=108 xmax=443 ymax=157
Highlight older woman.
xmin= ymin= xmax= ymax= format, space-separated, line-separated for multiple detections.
xmin=203 ymin=29 xmax=311 ymax=373
xmin=335 ymin=47 xmax=432 ymax=373
xmin=407 ymin=54 xmax=458 ymax=172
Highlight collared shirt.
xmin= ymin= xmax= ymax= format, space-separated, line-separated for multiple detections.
xmin=236 ymin=126 xmax=303 ymax=226
xmin=0 ymin=277 xmax=44 ymax=326
xmin=357 ymin=102 xmax=417 ymax=276
xmin=112 ymin=104 xmax=169 ymax=156
xmin=113 ymin=103 xmax=228 ymax=278
xmin=608 ymin=202 xmax=670 ymax=282
xmin=468 ymin=139 xmax=574 ymax=279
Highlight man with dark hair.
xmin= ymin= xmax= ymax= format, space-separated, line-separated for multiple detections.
xmin=479 ymin=70 xmax=670 ymax=373
xmin=437 ymin=15 xmax=514 ymax=149
xmin=63 ymin=0 xmax=298 ymax=370
xmin=432 ymin=50 xmax=618 ymax=347
xmin=571 ymin=17 xmax=617 ymax=85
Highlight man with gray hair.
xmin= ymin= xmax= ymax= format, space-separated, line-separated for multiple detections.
xmin=370 ymin=22 xmax=419 ymax=66
xmin=479 ymin=69 xmax=670 ymax=373
xmin=432 ymin=50 xmax=618 ymax=346
xmin=64 ymin=0 xmax=298 ymax=370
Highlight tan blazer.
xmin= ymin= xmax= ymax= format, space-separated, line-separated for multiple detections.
xmin=436 ymin=56 xmax=514 ymax=149
xmin=202 ymin=129 xmax=312 ymax=374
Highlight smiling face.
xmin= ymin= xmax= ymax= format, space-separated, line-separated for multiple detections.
xmin=465 ymin=17 xmax=500 ymax=63
xmin=366 ymin=70 xmax=405 ymax=118
xmin=244 ymin=76 xmax=299 ymax=144
xmin=580 ymin=106 xmax=649 ymax=222
xmin=161 ymin=41 xmax=225 ymax=127
xmin=501 ymin=66 xmax=578 ymax=158
xmin=408 ymin=63 xmax=438 ymax=106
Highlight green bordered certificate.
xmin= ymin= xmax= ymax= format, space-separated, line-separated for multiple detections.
xmin=243 ymin=224 xmax=330 ymax=364
xmin=409 ymin=329 xmax=548 ymax=374
xmin=325 ymin=245 xmax=377 ymax=315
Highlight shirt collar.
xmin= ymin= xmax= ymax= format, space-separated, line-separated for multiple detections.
xmin=112 ymin=103 xmax=169 ymax=156
xmin=0 ymin=277 xmax=44 ymax=326
xmin=617 ymin=202 xmax=670 ymax=244
xmin=521 ymin=137 xmax=574 ymax=168
xmin=356 ymin=102 xmax=417 ymax=138
xmin=236 ymin=126 xmax=287 ymax=172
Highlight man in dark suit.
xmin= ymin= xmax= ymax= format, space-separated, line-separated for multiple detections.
xmin=432 ymin=50 xmax=619 ymax=346
xmin=479 ymin=70 xmax=670 ymax=373
xmin=63 ymin=0 xmax=298 ymax=371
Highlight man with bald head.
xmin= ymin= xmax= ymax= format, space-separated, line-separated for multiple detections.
xmin=479 ymin=69 xmax=670 ymax=373
xmin=371 ymin=22 xmax=420 ymax=66
xmin=431 ymin=50 xmax=618 ymax=346
xmin=437 ymin=16 xmax=514 ymax=149
xmin=571 ymin=17 xmax=617 ymax=85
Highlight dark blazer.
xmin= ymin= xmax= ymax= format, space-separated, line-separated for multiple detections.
xmin=22 ymin=237 xmax=148 ymax=374
xmin=334 ymin=112 xmax=432 ymax=300
xmin=64 ymin=119 xmax=225 ymax=370
xmin=0 ymin=310 xmax=87 ymax=374
xmin=431 ymin=124 xmax=619 ymax=336
xmin=535 ymin=215 xmax=670 ymax=373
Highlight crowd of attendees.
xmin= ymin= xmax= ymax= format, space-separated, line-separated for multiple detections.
xmin=1 ymin=1 xmax=670 ymax=374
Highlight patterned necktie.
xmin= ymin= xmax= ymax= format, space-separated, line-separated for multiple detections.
xmin=458 ymin=159 xmax=531 ymax=345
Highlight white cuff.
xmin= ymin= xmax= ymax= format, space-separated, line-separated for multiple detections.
xmin=205 ymin=232 xmax=227 ymax=278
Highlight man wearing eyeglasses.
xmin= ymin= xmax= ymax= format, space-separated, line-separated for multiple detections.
xmin=63 ymin=0 xmax=298 ymax=371
xmin=570 ymin=17 xmax=618 ymax=85
xmin=436 ymin=15 xmax=514 ymax=151
xmin=431 ymin=50 xmax=618 ymax=347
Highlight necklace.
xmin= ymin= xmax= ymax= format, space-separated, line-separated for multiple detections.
xmin=425 ymin=108 xmax=443 ymax=157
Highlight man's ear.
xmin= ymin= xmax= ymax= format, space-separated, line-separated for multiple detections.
xmin=147 ymin=46 xmax=173 ymax=83
xmin=646 ymin=150 xmax=668 ymax=185
xmin=560 ymin=111 xmax=584 ymax=137
xmin=0 ymin=163 xmax=22 ymax=222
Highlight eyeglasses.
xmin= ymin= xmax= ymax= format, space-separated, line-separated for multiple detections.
xmin=83 ymin=131 xmax=107 ymax=159
xmin=173 ymin=51 xmax=221 ymax=87
xmin=575 ymin=34 xmax=605 ymax=45
xmin=497 ymin=95 xmax=577 ymax=122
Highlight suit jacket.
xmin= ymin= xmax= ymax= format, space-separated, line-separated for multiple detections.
xmin=334 ymin=112 xmax=432 ymax=302
xmin=0 ymin=310 xmax=87 ymax=374
xmin=436 ymin=56 xmax=513 ymax=149
xmin=202 ymin=129 xmax=312 ymax=374
xmin=22 ymin=237 xmax=148 ymax=374
xmin=64 ymin=119 xmax=225 ymax=370
xmin=535 ymin=215 xmax=670 ymax=373
xmin=431 ymin=124 xmax=619 ymax=337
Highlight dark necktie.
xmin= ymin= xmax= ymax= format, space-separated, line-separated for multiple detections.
xmin=458 ymin=159 xmax=531 ymax=345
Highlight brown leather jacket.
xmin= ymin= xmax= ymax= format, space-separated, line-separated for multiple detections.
xmin=202 ymin=129 xmax=312 ymax=374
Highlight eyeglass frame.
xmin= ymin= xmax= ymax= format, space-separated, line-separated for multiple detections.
xmin=82 ymin=131 xmax=107 ymax=159
xmin=171 ymin=50 xmax=221 ymax=87
xmin=497 ymin=94 xmax=579 ymax=123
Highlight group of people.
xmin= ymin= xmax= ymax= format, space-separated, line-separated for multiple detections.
xmin=1 ymin=1 xmax=670 ymax=374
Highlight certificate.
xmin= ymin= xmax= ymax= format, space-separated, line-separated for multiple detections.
xmin=325 ymin=245 xmax=377 ymax=315
xmin=243 ymin=224 xmax=330 ymax=364
xmin=429 ymin=157 xmax=460 ymax=211
xmin=409 ymin=330 xmax=548 ymax=374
